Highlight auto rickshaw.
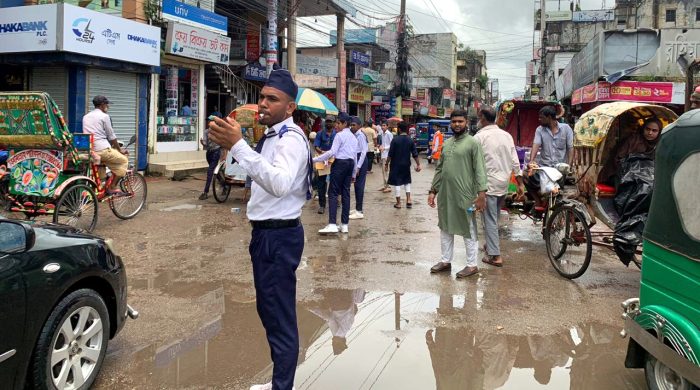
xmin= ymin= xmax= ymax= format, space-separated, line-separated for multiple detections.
xmin=621 ymin=108 xmax=700 ymax=389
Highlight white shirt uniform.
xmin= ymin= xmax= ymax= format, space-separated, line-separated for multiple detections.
xmin=230 ymin=116 xmax=309 ymax=221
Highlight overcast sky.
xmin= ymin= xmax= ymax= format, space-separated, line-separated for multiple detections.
xmin=297 ymin=0 xmax=614 ymax=99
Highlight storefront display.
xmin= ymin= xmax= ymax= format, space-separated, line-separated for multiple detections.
xmin=157 ymin=65 xmax=199 ymax=144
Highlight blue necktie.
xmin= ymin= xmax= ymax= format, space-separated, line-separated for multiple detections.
xmin=254 ymin=130 xmax=277 ymax=153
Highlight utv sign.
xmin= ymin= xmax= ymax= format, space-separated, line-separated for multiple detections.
xmin=0 ymin=4 xmax=57 ymax=53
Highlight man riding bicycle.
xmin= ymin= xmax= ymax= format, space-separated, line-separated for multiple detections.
xmin=82 ymin=95 xmax=129 ymax=195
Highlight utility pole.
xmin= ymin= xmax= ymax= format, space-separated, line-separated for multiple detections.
xmin=539 ymin=0 xmax=546 ymax=98
xmin=336 ymin=13 xmax=346 ymax=112
xmin=265 ymin=0 xmax=278 ymax=76
xmin=394 ymin=0 xmax=411 ymax=98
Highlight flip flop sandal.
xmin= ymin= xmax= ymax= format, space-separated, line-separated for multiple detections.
xmin=393 ymin=203 xmax=402 ymax=209
xmin=482 ymin=257 xmax=503 ymax=267
xmin=406 ymin=203 xmax=413 ymax=209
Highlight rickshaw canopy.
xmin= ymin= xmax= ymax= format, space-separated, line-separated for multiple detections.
xmin=645 ymin=109 xmax=700 ymax=262
xmin=0 ymin=92 xmax=72 ymax=150
xmin=495 ymin=99 xmax=563 ymax=147
xmin=573 ymin=102 xmax=678 ymax=148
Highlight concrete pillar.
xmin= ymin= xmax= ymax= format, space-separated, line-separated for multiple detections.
xmin=122 ymin=0 xmax=147 ymax=22
xmin=287 ymin=0 xmax=297 ymax=76
xmin=336 ymin=13 xmax=347 ymax=112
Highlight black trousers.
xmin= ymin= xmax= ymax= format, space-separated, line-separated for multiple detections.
xmin=328 ymin=158 xmax=353 ymax=225
xmin=250 ymin=225 xmax=304 ymax=390
xmin=203 ymin=149 xmax=221 ymax=194
xmin=366 ymin=151 xmax=375 ymax=172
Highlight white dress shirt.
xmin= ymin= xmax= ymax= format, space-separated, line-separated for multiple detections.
xmin=354 ymin=130 xmax=368 ymax=171
xmin=230 ymin=116 xmax=309 ymax=221
xmin=381 ymin=130 xmax=393 ymax=159
xmin=82 ymin=109 xmax=116 ymax=151
xmin=473 ymin=124 xmax=522 ymax=196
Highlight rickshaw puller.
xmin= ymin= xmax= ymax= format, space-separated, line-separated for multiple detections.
xmin=82 ymin=95 xmax=129 ymax=195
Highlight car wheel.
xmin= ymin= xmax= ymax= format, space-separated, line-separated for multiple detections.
xmin=29 ymin=289 xmax=110 ymax=390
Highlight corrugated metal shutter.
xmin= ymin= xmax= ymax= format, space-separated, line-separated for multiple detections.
xmin=87 ymin=69 xmax=138 ymax=165
xmin=31 ymin=67 xmax=68 ymax=122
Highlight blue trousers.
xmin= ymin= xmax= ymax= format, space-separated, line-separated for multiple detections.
xmin=354 ymin=157 xmax=368 ymax=212
xmin=329 ymin=158 xmax=353 ymax=225
xmin=203 ymin=148 xmax=221 ymax=194
xmin=249 ymin=225 xmax=304 ymax=390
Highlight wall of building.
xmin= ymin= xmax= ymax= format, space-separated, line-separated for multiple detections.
xmin=408 ymin=33 xmax=457 ymax=89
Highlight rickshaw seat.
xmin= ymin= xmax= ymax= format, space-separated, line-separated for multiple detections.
xmin=596 ymin=183 xmax=617 ymax=198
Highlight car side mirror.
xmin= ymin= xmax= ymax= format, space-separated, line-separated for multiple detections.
xmin=128 ymin=135 xmax=137 ymax=146
xmin=0 ymin=220 xmax=35 ymax=254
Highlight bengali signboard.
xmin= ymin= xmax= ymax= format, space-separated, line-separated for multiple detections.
xmin=348 ymin=83 xmax=372 ymax=103
xmin=165 ymin=22 xmax=231 ymax=64
xmin=162 ymin=0 xmax=227 ymax=35
xmin=244 ymin=62 xmax=267 ymax=81
xmin=349 ymin=50 xmax=370 ymax=67
xmin=545 ymin=10 xmax=572 ymax=22
xmin=294 ymin=54 xmax=338 ymax=78
xmin=572 ymin=81 xmax=683 ymax=105
xmin=0 ymin=4 xmax=58 ymax=54
xmin=61 ymin=4 xmax=160 ymax=66
xmin=294 ymin=74 xmax=335 ymax=89
xmin=246 ymin=26 xmax=260 ymax=61
xmin=573 ymin=9 xmax=614 ymax=22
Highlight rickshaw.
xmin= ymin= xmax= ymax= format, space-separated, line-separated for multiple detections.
xmin=0 ymin=92 xmax=147 ymax=232
xmin=621 ymin=108 xmax=700 ymax=390
xmin=504 ymin=102 xmax=678 ymax=279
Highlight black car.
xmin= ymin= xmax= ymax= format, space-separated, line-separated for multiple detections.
xmin=0 ymin=219 xmax=136 ymax=389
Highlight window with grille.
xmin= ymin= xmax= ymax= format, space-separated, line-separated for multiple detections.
xmin=666 ymin=9 xmax=676 ymax=23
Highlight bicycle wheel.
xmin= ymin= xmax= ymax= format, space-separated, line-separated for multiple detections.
xmin=54 ymin=184 xmax=98 ymax=232
xmin=212 ymin=167 xmax=231 ymax=203
xmin=545 ymin=205 xmax=592 ymax=279
xmin=110 ymin=172 xmax=147 ymax=219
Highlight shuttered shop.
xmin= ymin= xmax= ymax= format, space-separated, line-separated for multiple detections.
xmin=87 ymin=69 xmax=138 ymax=165
xmin=30 ymin=67 xmax=68 ymax=120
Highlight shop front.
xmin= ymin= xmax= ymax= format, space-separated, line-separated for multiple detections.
xmin=0 ymin=4 xmax=160 ymax=170
xmin=148 ymin=20 xmax=230 ymax=168
xmin=348 ymin=82 xmax=372 ymax=121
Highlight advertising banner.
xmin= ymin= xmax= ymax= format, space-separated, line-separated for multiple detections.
xmin=572 ymin=88 xmax=583 ymax=105
xmin=244 ymin=63 xmax=267 ymax=82
xmin=294 ymin=74 xmax=335 ymax=89
xmin=545 ymin=10 xmax=572 ymax=21
xmin=573 ymin=9 xmax=614 ymax=22
xmin=0 ymin=4 xmax=58 ymax=54
xmin=348 ymin=83 xmax=372 ymax=103
xmin=288 ymin=54 xmax=338 ymax=78
xmin=165 ymin=22 xmax=231 ymax=64
xmin=597 ymin=81 xmax=674 ymax=103
xmin=162 ymin=0 xmax=227 ymax=35
xmin=61 ymin=4 xmax=160 ymax=66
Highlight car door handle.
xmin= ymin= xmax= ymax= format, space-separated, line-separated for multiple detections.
xmin=0 ymin=349 xmax=16 ymax=364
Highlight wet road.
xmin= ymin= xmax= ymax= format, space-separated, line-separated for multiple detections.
xmin=82 ymin=163 xmax=645 ymax=389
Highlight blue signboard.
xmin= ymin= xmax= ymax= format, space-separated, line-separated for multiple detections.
xmin=350 ymin=50 xmax=370 ymax=67
xmin=162 ymin=0 xmax=227 ymax=35
xmin=244 ymin=62 xmax=267 ymax=82
xmin=330 ymin=28 xmax=377 ymax=45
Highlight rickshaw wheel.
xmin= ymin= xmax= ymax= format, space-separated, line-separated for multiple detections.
xmin=545 ymin=205 xmax=592 ymax=279
xmin=110 ymin=172 xmax=147 ymax=220
xmin=212 ymin=165 xmax=231 ymax=203
xmin=54 ymin=184 xmax=98 ymax=232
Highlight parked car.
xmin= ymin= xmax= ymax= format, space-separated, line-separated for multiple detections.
xmin=0 ymin=218 xmax=137 ymax=389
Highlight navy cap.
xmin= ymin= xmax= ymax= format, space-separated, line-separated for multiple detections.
xmin=337 ymin=112 xmax=351 ymax=123
xmin=350 ymin=116 xmax=362 ymax=125
xmin=264 ymin=67 xmax=298 ymax=99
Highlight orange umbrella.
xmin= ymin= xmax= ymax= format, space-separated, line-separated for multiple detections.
xmin=387 ymin=116 xmax=403 ymax=122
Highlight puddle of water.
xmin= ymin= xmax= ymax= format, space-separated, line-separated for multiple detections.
xmin=99 ymin=289 xmax=644 ymax=389
xmin=159 ymin=204 xmax=202 ymax=212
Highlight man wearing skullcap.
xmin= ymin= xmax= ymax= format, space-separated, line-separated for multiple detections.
xmin=209 ymin=67 xmax=311 ymax=390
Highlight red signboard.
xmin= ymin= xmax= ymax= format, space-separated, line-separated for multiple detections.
xmin=597 ymin=81 xmax=674 ymax=103
xmin=246 ymin=27 xmax=260 ymax=62
xmin=582 ymin=83 xmax=597 ymax=103
xmin=428 ymin=105 xmax=438 ymax=117
xmin=571 ymin=88 xmax=582 ymax=105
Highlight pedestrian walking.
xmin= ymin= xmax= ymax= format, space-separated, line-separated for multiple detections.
xmin=377 ymin=121 xmax=393 ymax=193
xmin=429 ymin=126 xmax=444 ymax=164
xmin=313 ymin=115 xmax=336 ymax=214
xmin=361 ymin=119 xmax=377 ymax=173
xmin=428 ymin=109 xmax=488 ymax=279
xmin=350 ymin=116 xmax=368 ymax=220
xmin=313 ymin=112 xmax=358 ymax=234
xmin=473 ymin=106 xmax=524 ymax=268
xmin=199 ymin=117 xmax=222 ymax=200
xmin=207 ymin=67 xmax=312 ymax=390
xmin=386 ymin=122 xmax=421 ymax=209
